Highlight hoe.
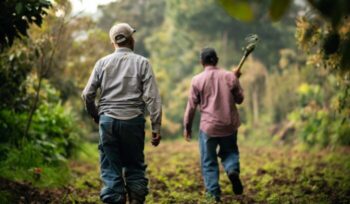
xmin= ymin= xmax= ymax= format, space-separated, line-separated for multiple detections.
xmin=233 ymin=34 xmax=259 ymax=73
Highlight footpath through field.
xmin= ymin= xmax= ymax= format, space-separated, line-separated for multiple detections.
xmin=2 ymin=140 xmax=350 ymax=203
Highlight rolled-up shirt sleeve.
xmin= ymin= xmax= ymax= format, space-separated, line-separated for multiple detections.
xmin=228 ymin=73 xmax=244 ymax=104
xmin=233 ymin=79 xmax=244 ymax=104
xmin=82 ymin=60 xmax=101 ymax=120
xmin=183 ymin=79 xmax=200 ymax=133
xmin=142 ymin=61 xmax=162 ymax=134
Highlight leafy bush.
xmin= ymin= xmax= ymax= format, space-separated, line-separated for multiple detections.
xmin=0 ymin=76 xmax=80 ymax=185
xmin=288 ymin=83 xmax=350 ymax=147
xmin=0 ymin=141 xmax=70 ymax=187
xmin=30 ymin=102 xmax=80 ymax=163
xmin=0 ymin=45 xmax=33 ymax=111
xmin=0 ymin=76 xmax=81 ymax=164
xmin=0 ymin=110 xmax=27 ymax=146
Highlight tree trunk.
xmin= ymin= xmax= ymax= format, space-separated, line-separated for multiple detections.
xmin=252 ymin=87 xmax=259 ymax=126
xmin=23 ymin=55 xmax=45 ymax=140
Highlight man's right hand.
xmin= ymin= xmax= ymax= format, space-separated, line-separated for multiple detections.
xmin=151 ymin=133 xmax=161 ymax=147
xmin=93 ymin=115 xmax=99 ymax=124
xmin=233 ymin=69 xmax=242 ymax=78
xmin=184 ymin=130 xmax=191 ymax=142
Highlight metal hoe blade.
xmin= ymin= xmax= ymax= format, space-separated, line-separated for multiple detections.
xmin=236 ymin=34 xmax=259 ymax=73
xmin=245 ymin=34 xmax=259 ymax=45
xmin=244 ymin=34 xmax=259 ymax=55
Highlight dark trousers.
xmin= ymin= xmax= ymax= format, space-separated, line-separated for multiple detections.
xmin=98 ymin=114 xmax=148 ymax=203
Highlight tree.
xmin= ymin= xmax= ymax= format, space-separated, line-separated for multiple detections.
xmin=0 ymin=0 xmax=81 ymax=161
xmin=0 ymin=0 xmax=51 ymax=50
xmin=97 ymin=0 xmax=166 ymax=57
xmin=218 ymin=0 xmax=350 ymax=73
xmin=240 ymin=58 xmax=268 ymax=126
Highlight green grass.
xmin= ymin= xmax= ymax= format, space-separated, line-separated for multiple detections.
xmin=2 ymin=140 xmax=349 ymax=203
xmin=0 ymin=142 xmax=71 ymax=188
xmin=0 ymin=191 xmax=12 ymax=204
xmin=68 ymin=140 xmax=350 ymax=203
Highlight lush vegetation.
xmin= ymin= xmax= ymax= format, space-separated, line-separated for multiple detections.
xmin=1 ymin=141 xmax=349 ymax=203
xmin=0 ymin=0 xmax=349 ymax=203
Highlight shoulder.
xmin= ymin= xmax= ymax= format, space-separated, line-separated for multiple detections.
xmin=102 ymin=53 xmax=115 ymax=60
xmin=191 ymin=72 xmax=204 ymax=86
xmin=192 ymin=72 xmax=202 ymax=81
xmin=134 ymin=53 xmax=148 ymax=61
xmin=217 ymin=67 xmax=230 ymax=75
xmin=96 ymin=53 xmax=115 ymax=66
xmin=130 ymin=52 xmax=150 ymax=65
xmin=220 ymin=68 xmax=236 ymax=80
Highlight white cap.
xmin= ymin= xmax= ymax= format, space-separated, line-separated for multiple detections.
xmin=109 ymin=23 xmax=136 ymax=44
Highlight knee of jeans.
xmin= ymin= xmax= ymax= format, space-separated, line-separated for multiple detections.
xmin=202 ymin=157 xmax=219 ymax=167
xmin=226 ymin=164 xmax=240 ymax=174
xmin=125 ymin=164 xmax=147 ymax=174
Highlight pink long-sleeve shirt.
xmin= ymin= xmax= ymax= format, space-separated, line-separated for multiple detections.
xmin=183 ymin=66 xmax=244 ymax=137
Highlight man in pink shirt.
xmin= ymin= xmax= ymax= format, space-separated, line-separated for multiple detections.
xmin=183 ymin=48 xmax=244 ymax=202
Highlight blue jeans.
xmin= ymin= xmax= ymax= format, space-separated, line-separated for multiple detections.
xmin=98 ymin=115 xmax=148 ymax=203
xmin=199 ymin=130 xmax=240 ymax=198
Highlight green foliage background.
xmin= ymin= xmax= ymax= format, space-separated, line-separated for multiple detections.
xmin=0 ymin=0 xmax=349 ymax=201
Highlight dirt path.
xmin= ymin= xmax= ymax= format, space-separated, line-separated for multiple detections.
xmin=2 ymin=141 xmax=350 ymax=203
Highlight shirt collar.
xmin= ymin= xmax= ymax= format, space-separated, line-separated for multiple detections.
xmin=204 ymin=65 xmax=217 ymax=70
xmin=115 ymin=47 xmax=133 ymax=53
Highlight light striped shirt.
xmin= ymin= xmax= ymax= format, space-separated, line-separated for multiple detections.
xmin=82 ymin=47 xmax=162 ymax=133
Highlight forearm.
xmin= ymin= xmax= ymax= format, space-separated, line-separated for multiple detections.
xmin=81 ymin=91 xmax=99 ymax=121
xmin=82 ymin=61 xmax=100 ymax=120
xmin=142 ymin=62 xmax=163 ymax=133
xmin=230 ymin=74 xmax=244 ymax=104
xmin=183 ymin=102 xmax=196 ymax=133
xmin=234 ymin=88 xmax=244 ymax=104
xmin=145 ymin=97 xmax=162 ymax=134
xmin=85 ymin=101 xmax=99 ymax=119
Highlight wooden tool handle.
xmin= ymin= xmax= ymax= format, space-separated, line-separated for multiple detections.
xmin=236 ymin=54 xmax=247 ymax=73
xmin=233 ymin=52 xmax=248 ymax=73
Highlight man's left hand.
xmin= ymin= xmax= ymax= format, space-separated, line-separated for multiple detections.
xmin=184 ymin=130 xmax=191 ymax=142
xmin=151 ymin=133 xmax=161 ymax=147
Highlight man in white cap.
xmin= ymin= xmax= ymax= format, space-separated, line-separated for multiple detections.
xmin=82 ymin=23 xmax=162 ymax=204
